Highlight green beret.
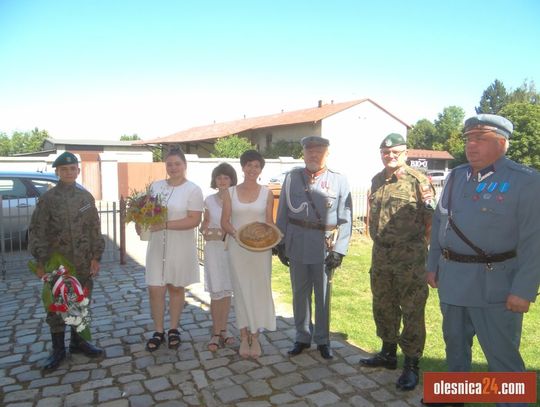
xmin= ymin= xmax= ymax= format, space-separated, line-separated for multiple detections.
xmin=52 ymin=152 xmax=79 ymax=167
xmin=380 ymin=133 xmax=406 ymax=149
xmin=463 ymin=114 xmax=513 ymax=139
xmin=301 ymin=136 xmax=330 ymax=147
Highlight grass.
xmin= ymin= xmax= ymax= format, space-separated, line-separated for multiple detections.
xmin=271 ymin=235 xmax=540 ymax=406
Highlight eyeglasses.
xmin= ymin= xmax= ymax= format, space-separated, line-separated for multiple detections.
xmin=381 ymin=149 xmax=407 ymax=157
xmin=463 ymin=133 xmax=505 ymax=144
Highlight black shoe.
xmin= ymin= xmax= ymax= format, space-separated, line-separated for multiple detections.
xmin=359 ymin=341 xmax=397 ymax=370
xmin=420 ymin=399 xmax=464 ymax=406
xmin=317 ymin=344 xmax=333 ymax=359
xmin=70 ymin=329 xmax=103 ymax=357
xmin=396 ymin=356 xmax=419 ymax=391
xmin=288 ymin=342 xmax=310 ymax=356
xmin=42 ymin=332 xmax=66 ymax=372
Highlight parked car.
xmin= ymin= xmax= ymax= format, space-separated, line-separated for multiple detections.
xmin=426 ymin=170 xmax=450 ymax=183
xmin=0 ymin=171 xmax=60 ymax=248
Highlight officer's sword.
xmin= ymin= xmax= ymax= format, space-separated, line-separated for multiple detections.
xmin=324 ymin=229 xmax=340 ymax=344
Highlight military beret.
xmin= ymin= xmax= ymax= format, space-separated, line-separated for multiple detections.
xmin=52 ymin=151 xmax=79 ymax=167
xmin=380 ymin=133 xmax=406 ymax=149
xmin=463 ymin=114 xmax=513 ymax=139
xmin=301 ymin=136 xmax=330 ymax=147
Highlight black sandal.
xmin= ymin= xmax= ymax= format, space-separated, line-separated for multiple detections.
xmin=145 ymin=332 xmax=165 ymax=352
xmin=168 ymin=328 xmax=181 ymax=349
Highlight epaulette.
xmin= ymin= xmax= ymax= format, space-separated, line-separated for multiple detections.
xmin=506 ymin=159 xmax=539 ymax=176
xmin=403 ymin=166 xmax=429 ymax=183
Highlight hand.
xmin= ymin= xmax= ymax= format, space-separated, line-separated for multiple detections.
xmin=426 ymin=271 xmax=438 ymax=288
xmin=149 ymin=222 xmax=166 ymax=232
xmin=506 ymin=294 xmax=530 ymax=313
xmin=276 ymin=244 xmax=289 ymax=267
xmin=90 ymin=259 xmax=100 ymax=277
xmin=325 ymin=251 xmax=343 ymax=269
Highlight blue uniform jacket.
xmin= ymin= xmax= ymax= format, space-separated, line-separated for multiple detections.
xmin=427 ymin=156 xmax=540 ymax=306
xmin=276 ymin=167 xmax=352 ymax=264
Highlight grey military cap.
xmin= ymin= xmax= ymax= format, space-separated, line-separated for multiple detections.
xmin=300 ymin=136 xmax=330 ymax=147
xmin=463 ymin=114 xmax=513 ymax=139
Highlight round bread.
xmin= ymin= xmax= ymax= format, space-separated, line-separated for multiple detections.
xmin=237 ymin=222 xmax=282 ymax=251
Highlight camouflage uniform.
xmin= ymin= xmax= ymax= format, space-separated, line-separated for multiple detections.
xmin=368 ymin=164 xmax=434 ymax=358
xmin=29 ymin=182 xmax=105 ymax=333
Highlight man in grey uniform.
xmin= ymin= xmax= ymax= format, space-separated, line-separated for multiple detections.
xmin=276 ymin=136 xmax=352 ymax=359
xmin=425 ymin=114 xmax=540 ymax=407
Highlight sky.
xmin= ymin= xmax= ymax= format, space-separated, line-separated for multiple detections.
xmin=1 ymin=0 xmax=539 ymax=141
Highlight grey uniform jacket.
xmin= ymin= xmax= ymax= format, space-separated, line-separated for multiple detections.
xmin=276 ymin=167 xmax=353 ymax=264
xmin=427 ymin=157 xmax=540 ymax=307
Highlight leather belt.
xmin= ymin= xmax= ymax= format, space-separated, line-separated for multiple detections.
xmin=442 ymin=248 xmax=516 ymax=264
xmin=289 ymin=217 xmax=336 ymax=231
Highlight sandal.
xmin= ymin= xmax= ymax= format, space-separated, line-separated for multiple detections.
xmin=168 ymin=328 xmax=181 ymax=349
xmin=207 ymin=334 xmax=221 ymax=352
xmin=220 ymin=329 xmax=235 ymax=346
xmin=145 ymin=332 xmax=165 ymax=352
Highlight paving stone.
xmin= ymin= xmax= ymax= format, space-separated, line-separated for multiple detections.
xmin=98 ymin=387 xmax=123 ymax=402
xmin=147 ymin=363 xmax=174 ymax=377
xmin=129 ymin=394 xmax=154 ymax=407
xmin=207 ymin=366 xmax=232 ymax=380
xmin=215 ymin=384 xmax=249 ymax=403
xmin=154 ymin=389 xmax=182 ymax=401
xmin=42 ymin=384 xmax=73 ymax=397
xmin=269 ymin=391 xmax=299 ymax=405
xmin=291 ymin=381 xmax=324 ymax=396
xmin=244 ymin=379 xmax=273 ymax=397
xmin=62 ymin=370 xmax=91 ymax=384
xmin=305 ymin=390 xmax=341 ymax=406
xmin=302 ymin=366 xmax=334 ymax=381
xmin=370 ymin=387 xmax=395 ymax=402
xmin=270 ymin=372 xmax=304 ymax=390
xmin=99 ymin=400 xmax=130 ymax=407
xmin=64 ymin=390 xmax=95 ymax=406
xmin=3 ymin=389 xmax=39 ymax=402
xmin=35 ymin=397 xmax=63 ymax=407
xmin=348 ymin=394 xmax=376 ymax=407
xmin=144 ymin=376 xmax=171 ymax=393
xmin=80 ymin=377 xmax=114 ymax=390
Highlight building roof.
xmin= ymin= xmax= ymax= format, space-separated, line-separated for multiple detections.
xmin=408 ymin=149 xmax=454 ymax=160
xmin=140 ymin=99 xmax=411 ymax=145
xmin=45 ymin=138 xmax=141 ymax=147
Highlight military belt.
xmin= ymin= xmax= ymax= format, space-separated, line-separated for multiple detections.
xmin=289 ymin=217 xmax=336 ymax=231
xmin=442 ymin=248 xmax=516 ymax=264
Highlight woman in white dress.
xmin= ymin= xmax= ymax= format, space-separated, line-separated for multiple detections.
xmin=200 ymin=163 xmax=238 ymax=352
xmin=221 ymin=150 xmax=276 ymax=359
xmin=141 ymin=148 xmax=204 ymax=352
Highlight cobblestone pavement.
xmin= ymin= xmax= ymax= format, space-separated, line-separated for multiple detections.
xmin=1 ymin=233 xmax=425 ymax=406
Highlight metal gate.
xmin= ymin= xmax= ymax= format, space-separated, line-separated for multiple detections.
xmin=1 ymin=200 xmax=121 ymax=279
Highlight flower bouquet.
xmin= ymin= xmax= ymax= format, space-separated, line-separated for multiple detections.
xmin=125 ymin=186 xmax=168 ymax=240
xmin=29 ymin=253 xmax=92 ymax=340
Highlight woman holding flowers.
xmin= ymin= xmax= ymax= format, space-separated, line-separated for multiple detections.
xmin=200 ymin=163 xmax=238 ymax=352
xmin=221 ymin=150 xmax=276 ymax=359
xmin=142 ymin=147 xmax=204 ymax=352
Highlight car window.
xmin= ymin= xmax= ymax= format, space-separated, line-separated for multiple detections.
xmin=0 ymin=178 xmax=29 ymax=199
xmin=30 ymin=179 xmax=57 ymax=195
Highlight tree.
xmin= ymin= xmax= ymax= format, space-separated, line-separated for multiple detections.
xmin=6 ymin=128 xmax=49 ymax=155
xmin=211 ymin=135 xmax=254 ymax=158
xmin=476 ymin=79 xmax=508 ymax=114
xmin=0 ymin=132 xmax=10 ymax=156
xmin=507 ymin=79 xmax=539 ymax=105
xmin=120 ymin=134 xmax=141 ymax=141
xmin=263 ymin=140 xmax=303 ymax=159
xmin=407 ymin=119 xmax=437 ymax=150
xmin=499 ymin=102 xmax=540 ymax=170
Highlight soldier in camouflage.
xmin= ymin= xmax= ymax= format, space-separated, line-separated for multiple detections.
xmin=29 ymin=151 xmax=105 ymax=372
xmin=360 ymin=133 xmax=435 ymax=392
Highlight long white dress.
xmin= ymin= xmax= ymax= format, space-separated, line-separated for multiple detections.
xmin=203 ymin=194 xmax=233 ymax=299
xmin=145 ymin=179 xmax=204 ymax=287
xmin=227 ymin=185 xmax=276 ymax=333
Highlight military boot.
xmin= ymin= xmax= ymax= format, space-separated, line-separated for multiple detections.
xmin=42 ymin=331 xmax=66 ymax=372
xmin=359 ymin=342 xmax=397 ymax=369
xmin=396 ymin=355 xmax=420 ymax=391
xmin=69 ymin=327 xmax=103 ymax=357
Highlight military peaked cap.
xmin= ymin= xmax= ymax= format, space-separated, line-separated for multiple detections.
xmin=301 ymin=136 xmax=330 ymax=147
xmin=52 ymin=152 xmax=79 ymax=167
xmin=380 ymin=133 xmax=406 ymax=149
xmin=463 ymin=114 xmax=513 ymax=139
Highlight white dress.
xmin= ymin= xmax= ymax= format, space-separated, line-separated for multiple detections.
xmin=145 ymin=179 xmax=204 ymax=287
xmin=203 ymin=194 xmax=233 ymax=299
xmin=227 ymin=185 xmax=276 ymax=332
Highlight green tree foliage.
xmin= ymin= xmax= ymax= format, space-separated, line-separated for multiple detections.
xmin=434 ymin=106 xmax=466 ymax=165
xmin=0 ymin=128 xmax=49 ymax=156
xmin=499 ymin=102 xmax=540 ymax=170
xmin=476 ymin=79 xmax=508 ymax=114
xmin=407 ymin=119 xmax=437 ymax=149
xmin=263 ymin=139 xmax=303 ymax=159
xmin=120 ymin=134 xmax=141 ymax=141
xmin=211 ymin=135 xmax=254 ymax=158
xmin=507 ymin=79 xmax=539 ymax=105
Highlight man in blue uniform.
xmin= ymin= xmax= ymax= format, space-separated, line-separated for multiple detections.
xmin=275 ymin=136 xmax=352 ymax=359
xmin=425 ymin=114 xmax=540 ymax=407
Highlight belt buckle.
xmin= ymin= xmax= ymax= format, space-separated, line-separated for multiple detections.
xmin=485 ymin=262 xmax=493 ymax=272
xmin=442 ymin=249 xmax=449 ymax=259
